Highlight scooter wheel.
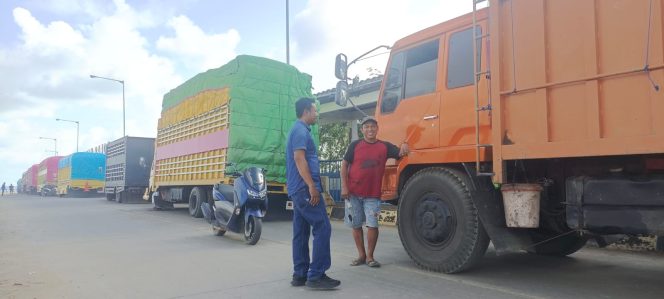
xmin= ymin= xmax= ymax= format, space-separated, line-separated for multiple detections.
xmin=213 ymin=226 xmax=226 ymax=236
xmin=244 ymin=216 xmax=262 ymax=245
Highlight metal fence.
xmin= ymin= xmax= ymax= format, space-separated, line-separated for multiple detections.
xmin=320 ymin=159 xmax=342 ymax=202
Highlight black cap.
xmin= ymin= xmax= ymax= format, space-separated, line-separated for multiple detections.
xmin=360 ymin=116 xmax=378 ymax=125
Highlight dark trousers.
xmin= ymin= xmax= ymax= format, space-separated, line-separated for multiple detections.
xmin=291 ymin=188 xmax=331 ymax=280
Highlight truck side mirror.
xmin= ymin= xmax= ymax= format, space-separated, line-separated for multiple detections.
xmin=335 ymin=81 xmax=349 ymax=107
xmin=335 ymin=53 xmax=348 ymax=80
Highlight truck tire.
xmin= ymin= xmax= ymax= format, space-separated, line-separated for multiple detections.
xmin=398 ymin=167 xmax=490 ymax=273
xmin=117 ymin=191 xmax=124 ymax=203
xmin=527 ymin=230 xmax=588 ymax=256
xmin=189 ymin=187 xmax=206 ymax=218
xmin=106 ymin=193 xmax=114 ymax=201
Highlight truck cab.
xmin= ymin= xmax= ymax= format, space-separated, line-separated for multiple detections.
xmin=334 ymin=1 xmax=664 ymax=273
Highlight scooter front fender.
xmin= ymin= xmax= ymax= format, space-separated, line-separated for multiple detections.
xmin=244 ymin=208 xmax=264 ymax=224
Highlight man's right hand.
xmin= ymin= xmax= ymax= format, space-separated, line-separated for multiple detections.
xmin=308 ymin=185 xmax=321 ymax=206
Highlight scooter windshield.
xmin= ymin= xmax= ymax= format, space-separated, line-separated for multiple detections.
xmin=244 ymin=167 xmax=266 ymax=191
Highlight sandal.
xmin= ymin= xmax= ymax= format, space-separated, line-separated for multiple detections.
xmin=350 ymin=258 xmax=366 ymax=266
xmin=366 ymin=260 xmax=381 ymax=268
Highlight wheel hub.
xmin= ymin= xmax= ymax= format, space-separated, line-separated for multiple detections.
xmin=415 ymin=194 xmax=455 ymax=245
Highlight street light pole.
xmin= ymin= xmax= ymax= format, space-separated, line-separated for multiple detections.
xmin=56 ymin=118 xmax=79 ymax=152
xmin=39 ymin=137 xmax=57 ymax=156
xmin=90 ymin=74 xmax=125 ymax=137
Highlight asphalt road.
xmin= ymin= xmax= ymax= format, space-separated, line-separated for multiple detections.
xmin=1 ymin=193 xmax=663 ymax=299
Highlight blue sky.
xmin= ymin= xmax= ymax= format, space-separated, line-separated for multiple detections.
xmin=0 ymin=0 xmax=472 ymax=185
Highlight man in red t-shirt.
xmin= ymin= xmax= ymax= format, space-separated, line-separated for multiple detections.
xmin=341 ymin=116 xmax=408 ymax=268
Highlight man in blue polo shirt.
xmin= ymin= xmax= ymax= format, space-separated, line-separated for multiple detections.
xmin=286 ymin=97 xmax=340 ymax=290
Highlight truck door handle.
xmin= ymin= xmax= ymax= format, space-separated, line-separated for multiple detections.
xmin=423 ymin=115 xmax=438 ymax=120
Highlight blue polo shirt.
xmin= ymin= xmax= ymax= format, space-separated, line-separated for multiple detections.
xmin=286 ymin=120 xmax=322 ymax=196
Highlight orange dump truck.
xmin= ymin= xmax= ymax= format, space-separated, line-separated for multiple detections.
xmin=334 ymin=0 xmax=664 ymax=273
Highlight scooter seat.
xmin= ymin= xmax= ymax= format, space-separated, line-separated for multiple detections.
xmin=215 ymin=184 xmax=235 ymax=203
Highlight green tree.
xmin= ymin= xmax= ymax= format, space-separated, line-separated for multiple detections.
xmin=319 ymin=122 xmax=350 ymax=160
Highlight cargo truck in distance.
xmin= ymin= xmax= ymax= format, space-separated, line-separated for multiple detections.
xmin=58 ymin=152 xmax=107 ymax=197
xmin=147 ymin=55 xmax=317 ymax=218
xmin=38 ymin=156 xmax=62 ymax=196
xmin=105 ymin=136 xmax=155 ymax=203
xmin=22 ymin=164 xmax=39 ymax=194
xmin=334 ymin=0 xmax=664 ymax=273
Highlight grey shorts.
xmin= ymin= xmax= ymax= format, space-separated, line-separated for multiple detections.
xmin=344 ymin=195 xmax=381 ymax=228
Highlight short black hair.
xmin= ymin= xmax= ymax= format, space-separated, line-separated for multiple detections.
xmin=295 ymin=97 xmax=315 ymax=118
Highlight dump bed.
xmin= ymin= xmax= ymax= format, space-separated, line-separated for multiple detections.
xmin=105 ymin=136 xmax=155 ymax=188
xmin=489 ymin=0 xmax=664 ymax=182
xmin=152 ymin=55 xmax=315 ymax=189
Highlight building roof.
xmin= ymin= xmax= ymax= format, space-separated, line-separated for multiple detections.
xmin=315 ymin=75 xmax=383 ymax=103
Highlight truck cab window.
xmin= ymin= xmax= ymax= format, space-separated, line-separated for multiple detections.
xmin=404 ymin=39 xmax=439 ymax=98
xmin=381 ymin=39 xmax=439 ymax=114
xmin=447 ymin=27 xmax=481 ymax=89
xmin=381 ymin=52 xmax=405 ymax=113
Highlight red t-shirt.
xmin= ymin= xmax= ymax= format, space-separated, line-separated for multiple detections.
xmin=343 ymin=139 xmax=400 ymax=198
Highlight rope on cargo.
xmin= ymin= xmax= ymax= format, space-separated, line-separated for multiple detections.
xmin=643 ymin=0 xmax=660 ymax=91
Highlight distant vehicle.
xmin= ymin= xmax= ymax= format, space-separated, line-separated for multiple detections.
xmin=146 ymin=55 xmax=316 ymax=219
xmin=23 ymin=164 xmax=39 ymax=194
xmin=333 ymin=0 xmax=664 ymax=273
xmin=57 ymin=152 xmax=106 ymax=197
xmin=38 ymin=156 xmax=62 ymax=196
xmin=16 ymin=178 xmax=23 ymax=193
xmin=104 ymin=136 xmax=155 ymax=203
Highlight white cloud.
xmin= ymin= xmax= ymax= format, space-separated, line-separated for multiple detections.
xmin=156 ymin=15 xmax=241 ymax=72
xmin=0 ymin=0 xmax=240 ymax=184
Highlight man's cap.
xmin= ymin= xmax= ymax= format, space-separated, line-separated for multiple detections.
xmin=360 ymin=116 xmax=378 ymax=125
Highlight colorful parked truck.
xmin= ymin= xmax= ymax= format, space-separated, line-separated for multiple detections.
xmin=334 ymin=0 xmax=664 ymax=273
xmin=37 ymin=156 xmax=62 ymax=196
xmin=146 ymin=55 xmax=316 ymax=218
xmin=58 ymin=152 xmax=107 ymax=197
xmin=24 ymin=164 xmax=39 ymax=194
xmin=105 ymin=136 xmax=155 ymax=203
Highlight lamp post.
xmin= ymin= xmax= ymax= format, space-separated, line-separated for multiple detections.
xmin=90 ymin=74 xmax=125 ymax=137
xmin=39 ymin=137 xmax=57 ymax=156
xmin=286 ymin=0 xmax=290 ymax=64
xmin=56 ymin=118 xmax=79 ymax=152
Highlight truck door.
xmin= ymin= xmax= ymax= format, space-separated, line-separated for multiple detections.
xmin=440 ymin=25 xmax=489 ymax=147
xmin=376 ymin=39 xmax=441 ymax=149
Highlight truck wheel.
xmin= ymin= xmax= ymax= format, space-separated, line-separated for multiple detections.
xmin=244 ymin=216 xmax=262 ymax=245
xmin=106 ymin=193 xmax=114 ymax=201
xmin=117 ymin=192 xmax=124 ymax=203
xmin=189 ymin=187 xmax=206 ymax=218
xmin=398 ymin=167 xmax=489 ymax=273
xmin=527 ymin=230 xmax=588 ymax=256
